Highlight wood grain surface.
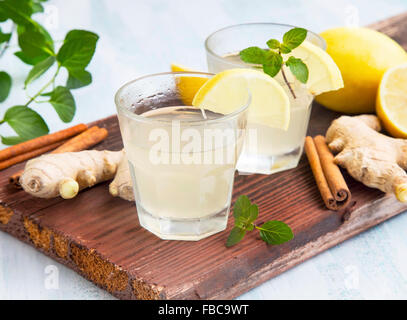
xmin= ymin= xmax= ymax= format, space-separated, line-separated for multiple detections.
xmin=1 ymin=12 xmax=407 ymax=300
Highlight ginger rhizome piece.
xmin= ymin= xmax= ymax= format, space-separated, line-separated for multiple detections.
xmin=326 ymin=115 xmax=407 ymax=202
xmin=109 ymin=153 xmax=134 ymax=201
xmin=20 ymin=150 xmax=124 ymax=199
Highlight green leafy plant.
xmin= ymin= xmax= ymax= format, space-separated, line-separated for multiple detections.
xmin=239 ymin=27 xmax=309 ymax=99
xmin=226 ymin=195 xmax=294 ymax=247
xmin=0 ymin=0 xmax=99 ymax=145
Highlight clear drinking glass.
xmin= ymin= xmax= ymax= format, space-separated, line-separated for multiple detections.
xmin=205 ymin=23 xmax=326 ymax=174
xmin=115 ymin=72 xmax=249 ymax=240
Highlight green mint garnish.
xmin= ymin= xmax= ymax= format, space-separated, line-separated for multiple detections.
xmin=257 ymin=221 xmax=294 ymax=245
xmin=226 ymin=195 xmax=294 ymax=247
xmin=282 ymin=27 xmax=307 ymax=51
xmin=285 ymin=56 xmax=309 ymax=84
xmin=0 ymin=1 xmax=99 ymax=145
xmin=239 ymin=27 xmax=309 ymax=98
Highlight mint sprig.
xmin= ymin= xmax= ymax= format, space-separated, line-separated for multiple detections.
xmin=239 ymin=27 xmax=309 ymax=99
xmin=0 ymin=1 xmax=99 ymax=145
xmin=226 ymin=195 xmax=294 ymax=247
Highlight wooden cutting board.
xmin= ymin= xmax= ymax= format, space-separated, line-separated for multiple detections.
xmin=1 ymin=13 xmax=407 ymax=300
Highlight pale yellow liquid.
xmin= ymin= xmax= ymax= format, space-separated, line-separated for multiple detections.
xmin=208 ymin=53 xmax=314 ymax=174
xmin=122 ymin=107 xmax=242 ymax=220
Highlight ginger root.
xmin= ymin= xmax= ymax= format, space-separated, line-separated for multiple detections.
xmin=109 ymin=153 xmax=134 ymax=201
xmin=20 ymin=150 xmax=124 ymax=199
xmin=326 ymin=115 xmax=407 ymax=202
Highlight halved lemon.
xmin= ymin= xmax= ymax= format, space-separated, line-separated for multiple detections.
xmin=192 ymin=69 xmax=290 ymax=129
xmin=288 ymin=40 xmax=344 ymax=95
xmin=376 ymin=63 xmax=407 ymax=138
xmin=170 ymin=63 xmax=208 ymax=105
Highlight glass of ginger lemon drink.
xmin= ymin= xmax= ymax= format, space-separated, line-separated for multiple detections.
xmin=115 ymin=72 xmax=249 ymax=240
xmin=205 ymin=23 xmax=340 ymax=175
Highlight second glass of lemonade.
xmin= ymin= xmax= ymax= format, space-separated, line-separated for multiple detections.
xmin=205 ymin=23 xmax=326 ymax=174
xmin=115 ymin=72 xmax=248 ymax=240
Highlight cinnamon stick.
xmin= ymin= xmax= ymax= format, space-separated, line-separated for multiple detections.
xmin=9 ymin=126 xmax=108 ymax=187
xmin=52 ymin=126 xmax=108 ymax=153
xmin=0 ymin=141 xmax=65 ymax=171
xmin=0 ymin=123 xmax=87 ymax=162
xmin=304 ymin=135 xmax=351 ymax=211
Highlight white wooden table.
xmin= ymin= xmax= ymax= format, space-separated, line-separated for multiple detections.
xmin=1 ymin=0 xmax=407 ymax=300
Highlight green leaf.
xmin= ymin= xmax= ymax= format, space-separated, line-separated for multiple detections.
xmin=17 ymin=21 xmax=54 ymax=52
xmin=18 ymin=29 xmax=54 ymax=58
xmin=266 ymin=39 xmax=280 ymax=49
xmin=239 ymin=47 xmax=268 ymax=64
xmin=3 ymin=106 xmax=49 ymax=139
xmin=226 ymin=227 xmax=246 ymax=247
xmin=57 ymin=30 xmax=99 ymax=71
xmin=0 ymin=28 xmax=11 ymax=44
xmin=262 ymin=51 xmax=283 ymax=77
xmin=49 ymin=86 xmax=76 ymax=122
xmin=1 ymin=135 xmax=28 ymax=146
xmin=0 ymin=71 xmax=12 ymax=102
xmin=285 ymin=56 xmax=309 ymax=83
xmin=14 ymin=51 xmax=48 ymax=65
xmin=233 ymin=195 xmax=251 ymax=219
xmin=233 ymin=195 xmax=258 ymax=230
xmin=0 ymin=0 xmax=34 ymax=25
xmin=30 ymin=2 xmax=44 ymax=13
xmin=257 ymin=221 xmax=294 ymax=245
xmin=24 ymin=56 xmax=55 ymax=87
xmin=279 ymin=44 xmax=292 ymax=54
xmin=282 ymin=27 xmax=307 ymax=50
xmin=66 ymin=69 xmax=92 ymax=89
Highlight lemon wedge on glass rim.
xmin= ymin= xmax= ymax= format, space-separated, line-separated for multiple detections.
xmin=287 ymin=40 xmax=344 ymax=95
xmin=170 ymin=63 xmax=208 ymax=105
xmin=192 ymin=68 xmax=290 ymax=130
xmin=376 ymin=63 xmax=407 ymax=138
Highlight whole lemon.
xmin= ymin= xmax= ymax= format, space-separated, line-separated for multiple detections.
xmin=315 ymin=27 xmax=407 ymax=113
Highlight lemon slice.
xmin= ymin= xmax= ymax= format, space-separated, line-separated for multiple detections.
xmin=192 ymin=69 xmax=290 ymax=129
xmin=287 ymin=40 xmax=344 ymax=95
xmin=170 ymin=63 xmax=208 ymax=105
xmin=376 ymin=63 xmax=407 ymax=138
xmin=171 ymin=63 xmax=192 ymax=72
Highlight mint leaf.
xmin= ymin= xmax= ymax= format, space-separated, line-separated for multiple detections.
xmin=28 ymin=21 xmax=54 ymax=51
xmin=226 ymin=195 xmax=294 ymax=248
xmin=14 ymin=51 xmax=46 ymax=65
xmin=0 ymin=0 xmax=33 ymax=26
xmin=263 ymin=51 xmax=283 ymax=77
xmin=282 ymin=27 xmax=307 ymax=50
xmin=257 ymin=221 xmax=294 ymax=245
xmin=266 ymin=39 xmax=280 ymax=49
xmin=235 ymin=204 xmax=258 ymax=231
xmin=30 ymin=2 xmax=44 ymax=14
xmin=279 ymin=44 xmax=292 ymax=54
xmin=66 ymin=69 xmax=92 ymax=89
xmin=226 ymin=227 xmax=246 ymax=247
xmin=285 ymin=56 xmax=309 ymax=83
xmin=49 ymin=86 xmax=76 ymax=122
xmin=233 ymin=195 xmax=251 ymax=219
xmin=24 ymin=56 xmax=55 ymax=87
xmin=1 ymin=135 xmax=28 ymax=146
xmin=240 ymin=47 xmax=267 ymax=64
xmin=0 ymin=71 xmax=12 ymax=102
xmin=3 ymin=106 xmax=49 ymax=139
xmin=18 ymin=29 xmax=54 ymax=58
xmin=0 ymin=28 xmax=11 ymax=44
xmin=233 ymin=195 xmax=258 ymax=231
xmin=57 ymin=30 xmax=99 ymax=71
